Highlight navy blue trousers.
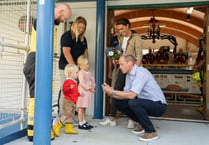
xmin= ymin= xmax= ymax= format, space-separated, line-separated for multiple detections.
xmin=116 ymin=98 xmax=167 ymax=133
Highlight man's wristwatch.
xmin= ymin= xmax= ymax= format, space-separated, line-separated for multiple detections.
xmin=112 ymin=90 xmax=115 ymax=95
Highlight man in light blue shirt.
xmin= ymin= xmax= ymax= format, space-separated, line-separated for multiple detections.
xmin=102 ymin=54 xmax=167 ymax=142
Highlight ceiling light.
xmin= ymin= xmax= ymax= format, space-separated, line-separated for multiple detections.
xmin=187 ymin=7 xmax=193 ymax=21
xmin=187 ymin=7 xmax=193 ymax=14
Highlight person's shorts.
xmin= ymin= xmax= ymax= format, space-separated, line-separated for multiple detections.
xmin=63 ymin=98 xmax=76 ymax=117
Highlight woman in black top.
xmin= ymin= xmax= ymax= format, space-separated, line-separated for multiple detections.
xmin=59 ymin=16 xmax=88 ymax=69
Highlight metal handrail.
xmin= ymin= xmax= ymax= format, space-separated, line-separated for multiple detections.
xmin=0 ymin=118 xmax=27 ymax=130
xmin=0 ymin=40 xmax=27 ymax=50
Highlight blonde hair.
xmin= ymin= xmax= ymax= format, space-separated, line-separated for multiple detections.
xmin=77 ymin=55 xmax=88 ymax=68
xmin=64 ymin=64 xmax=79 ymax=77
xmin=71 ymin=16 xmax=87 ymax=42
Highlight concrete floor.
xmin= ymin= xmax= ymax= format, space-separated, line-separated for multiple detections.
xmin=5 ymin=116 xmax=209 ymax=145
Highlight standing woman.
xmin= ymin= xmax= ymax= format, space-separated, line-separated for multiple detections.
xmin=100 ymin=18 xmax=143 ymax=128
xmin=59 ymin=16 xmax=88 ymax=116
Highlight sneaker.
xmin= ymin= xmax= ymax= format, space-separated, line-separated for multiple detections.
xmin=132 ymin=124 xmax=145 ymax=135
xmin=127 ymin=119 xmax=135 ymax=129
xmin=99 ymin=117 xmax=116 ymax=126
xmin=138 ymin=132 xmax=159 ymax=142
xmin=109 ymin=120 xmax=117 ymax=126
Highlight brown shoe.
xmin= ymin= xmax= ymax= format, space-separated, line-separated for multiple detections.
xmin=131 ymin=124 xmax=145 ymax=135
xmin=138 ymin=132 xmax=158 ymax=141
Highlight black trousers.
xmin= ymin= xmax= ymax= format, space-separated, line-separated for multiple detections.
xmin=114 ymin=69 xmax=126 ymax=90
xmin=23 ymin=52 xmax=36 ymax=141
xmin=23 ymin=52 xmax=35 ymax=98
xmin=110 ymin=69 xmax=126 ymax=117
xmin=116 ymin=98 xmax=167 ymax=133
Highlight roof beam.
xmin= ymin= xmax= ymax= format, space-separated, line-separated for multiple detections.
xmin=114 ymin=9 xmax=203 ymax=28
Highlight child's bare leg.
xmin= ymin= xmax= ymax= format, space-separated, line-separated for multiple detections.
xmin=82 ymin=108 xmax=93 ymax=128
xmin=60 ymin=115 xmax=68 ymax=123
xmin=53 ymin=115 xmax=68 ymax=137
xmin=78 ymin=108 xmax=90 ymax=130
xmin=65 ymin=116 xmax=73 ymax=123
xmin=78 ymin=107 xmax=84 ymax=123
xmin=82 ymin=108 xmax=86 ymax=122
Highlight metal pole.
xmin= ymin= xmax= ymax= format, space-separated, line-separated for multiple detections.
xmin=94 ymin=0 xmax=105 ymax=119
xmin=34 ymin=0 xmax=54 ymax=144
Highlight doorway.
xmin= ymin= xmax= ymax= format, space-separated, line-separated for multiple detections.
xmin=105 ymin=3 xmax=209 ymax=121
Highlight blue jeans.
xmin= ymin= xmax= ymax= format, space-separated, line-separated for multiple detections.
xmin=116 ymin=98 xmax=167 ymax=133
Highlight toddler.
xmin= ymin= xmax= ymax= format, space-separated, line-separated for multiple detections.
xmin=53 ymin=64 xmax=79 ymax=136
xmin=77 ymin=55 xmax=95 ymax=130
